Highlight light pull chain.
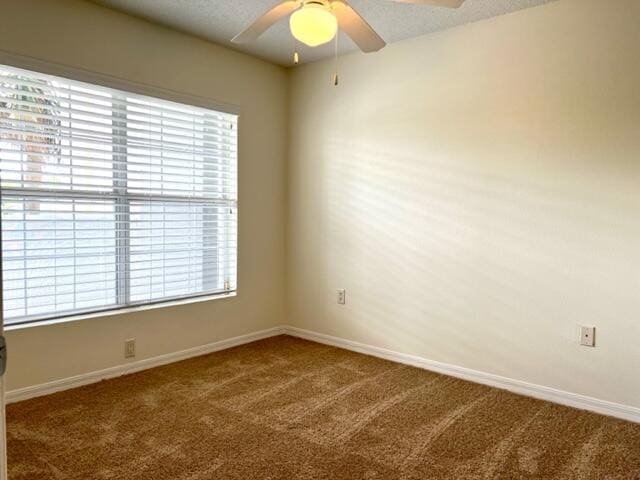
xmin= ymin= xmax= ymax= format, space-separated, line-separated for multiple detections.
xmin=333 ymin=33 xmax=339 ymax=86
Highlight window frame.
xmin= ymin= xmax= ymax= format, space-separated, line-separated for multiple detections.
xmin=0 ymin=53 xmax=241 ymax=330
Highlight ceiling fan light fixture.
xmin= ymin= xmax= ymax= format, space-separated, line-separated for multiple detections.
xmin=289 ymin=2 xmax=338 ymax=47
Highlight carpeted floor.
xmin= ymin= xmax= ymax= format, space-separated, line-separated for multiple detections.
xmin=6 ymin=335 xmax=640 ymax=479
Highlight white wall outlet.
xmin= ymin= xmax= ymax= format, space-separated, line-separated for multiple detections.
xmin=579 ymin=326 xmax=595 ymax=347
xmin=124 ymin=338 xmax=136 ymax=358
xmin=337 ymin=289 xmax=346 ymax=305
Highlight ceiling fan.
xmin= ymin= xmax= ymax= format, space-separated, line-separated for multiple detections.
xmin=232 ymin=0 xmax=466 ymax=55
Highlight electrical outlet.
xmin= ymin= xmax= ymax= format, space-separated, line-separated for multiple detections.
xmin=337 ymin=289 xmax=346 ymax=305
xmin=579 ymin=326 xmax=595 ymax=347
xmin=124 ymin=338 xmax=136 ymax=358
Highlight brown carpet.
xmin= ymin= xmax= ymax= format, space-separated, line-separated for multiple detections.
xmin=6 ymin=335 xmax=640 ymax=479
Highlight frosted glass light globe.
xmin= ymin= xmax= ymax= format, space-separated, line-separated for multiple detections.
xmin=290 ymin=3 xmax=338 ymax=47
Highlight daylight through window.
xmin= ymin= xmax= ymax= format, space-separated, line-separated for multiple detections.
xmin=0 ymin=64 xmax=238 ymax=326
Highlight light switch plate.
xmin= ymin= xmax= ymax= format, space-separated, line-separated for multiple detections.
xmin=337 ymin=289 xmax=346 ymax=305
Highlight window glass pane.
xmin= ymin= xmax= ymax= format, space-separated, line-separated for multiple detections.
xmin=1 ymin=196 xmax=117 ymax=321
xmin=0 ymin=73 xmax=115 ymax=193
xmin=128 ymin=201 xmax=217 ymax=302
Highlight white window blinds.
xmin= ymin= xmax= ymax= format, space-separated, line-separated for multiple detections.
xmin=0 ymin=64 xmax=238 ymax=326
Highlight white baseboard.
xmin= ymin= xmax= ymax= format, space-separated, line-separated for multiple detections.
xmin=282 ymin=326 xmax=640 ymax=424
xmin=6 ymin=324 xmax=640 ymax=425
xmin=5 ymin=326 xmax=285 ymax=404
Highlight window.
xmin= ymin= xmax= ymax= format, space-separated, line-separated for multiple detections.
xmin=0 ymin=64 xmax=238 ymax=326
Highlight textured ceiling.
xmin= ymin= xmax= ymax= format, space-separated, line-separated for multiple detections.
xmin=89 ymin=0 xmax=558 ymax=66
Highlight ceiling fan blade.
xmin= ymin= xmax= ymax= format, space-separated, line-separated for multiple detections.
xmin=331 ymin=1 xmax=386 ymax=53
xmin=387 ymin=0 xmax=465 ymax=7
xmin=232 ymin=1 xmax=301 ymax=44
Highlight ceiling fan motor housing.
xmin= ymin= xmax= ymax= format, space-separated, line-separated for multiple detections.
xmin=303 ymin=0 xmax=331 ymax=7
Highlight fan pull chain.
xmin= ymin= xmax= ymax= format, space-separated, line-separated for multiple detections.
xmin=292 ymin=36 xmax=300 ymax=65
xmin=333 ymin=33 xmax=339 ymax=86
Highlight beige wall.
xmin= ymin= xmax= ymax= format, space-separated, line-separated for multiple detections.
xmin=288 ymin=0 xmax=640 ymax=409
xmin=1 ymin=0 xmax=289 ymax=390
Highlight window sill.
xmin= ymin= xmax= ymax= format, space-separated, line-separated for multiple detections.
xmin=4 ymin=291 xmax=237 ymax=332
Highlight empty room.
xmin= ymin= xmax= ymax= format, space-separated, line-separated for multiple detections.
xmin=0 ymin=0 xmax=638 ymax=478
